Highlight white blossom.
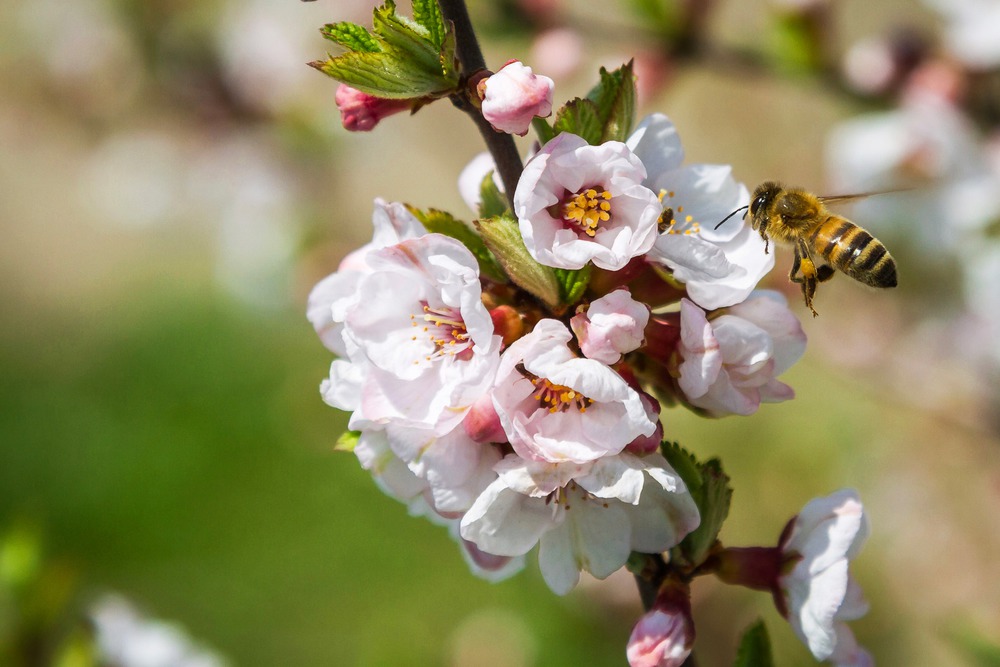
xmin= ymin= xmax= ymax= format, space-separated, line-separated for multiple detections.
xmin=780 ymin=490 xmax=872 ymax=665
xmin=676 ymin=293 xmax=805 ymax=416
xmin=514 ymin=132 xmax=661 ymax=271
xmin=460 ymin=452 xmax=699 ymax=594
xmin=491 ymin=319 xmax=656 ymax=464
xmin=628 ymin=114 xmax=773 ymax=309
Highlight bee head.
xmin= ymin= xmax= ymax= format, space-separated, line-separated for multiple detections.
xmin=749 ymin=182 xmax=782 ymax=218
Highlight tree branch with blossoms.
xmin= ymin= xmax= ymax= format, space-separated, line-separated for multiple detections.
xmin=307 ymin=1 xmax=878 ymax=665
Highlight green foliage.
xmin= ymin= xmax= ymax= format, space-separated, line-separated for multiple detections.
xmin=478 ymin=171 xmax=510 ymax=220
xmin=312 ymin=0 xmax=458 ymax=99
xmin=411 ymin=207 xmax=508 ymax=284
xmin=554 ymin=267 xmax=591 ymax=306
xmin=768 ymin=13 xmax=824 ymax=74
xmin=947 ymin=624 xmax=1000 ymax=667
xmin=551 ymin=63 xmax=637 ymax=145
xmin=661 ymin=442 xmax=732 ymax=567
xmin=531 ymin=117 xmax=556 ymax=145
xmin=476 ymin=214 xmax=561 ymax=308
xmin=733 ymin=620 xmax=774 ymax=667
xmin=586 ymin=62 xmax=637 ymax=143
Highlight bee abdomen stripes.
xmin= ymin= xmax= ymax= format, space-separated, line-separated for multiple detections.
xmin=811 ymin=217 xmax=897 ymax=288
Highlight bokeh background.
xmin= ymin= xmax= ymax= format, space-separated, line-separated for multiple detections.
xmin=2 ymin=0 xmax=999 ymax=664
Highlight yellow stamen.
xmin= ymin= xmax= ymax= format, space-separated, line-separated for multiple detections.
xmin=562 ymin=187 xmax=613 ymax=237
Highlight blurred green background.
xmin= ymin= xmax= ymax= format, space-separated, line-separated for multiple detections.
xmin=2 ymin=0 xmax=999 ymax=664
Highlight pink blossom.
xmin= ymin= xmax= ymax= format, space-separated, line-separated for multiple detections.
xmin=626 ymin=585 xmax=694 ymax=667
xmin=479 ymin=60 xmax=554 ymax=136
xmin=334 ymin=84 xmax=410 ymax=132
xmin=491 ymin=319 xmax=657 ymax=463
xmin=676 ymin=293 xmax=805 ymax=416
xmin=514 ymin=133 xmax=661 ymax=271
xmin=570 ymin=289 xmax=649 ymax=365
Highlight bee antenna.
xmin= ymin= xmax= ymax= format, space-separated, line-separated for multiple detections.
xmin=713 ymin=205 xmax=749 ymax=230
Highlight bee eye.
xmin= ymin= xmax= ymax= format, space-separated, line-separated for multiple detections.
xmin=750 ymin=194 xmax=767 ymax=215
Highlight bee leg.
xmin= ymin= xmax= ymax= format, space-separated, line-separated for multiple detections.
xmin=758 ymin=221 xmax=770 ymax=254
xmin=789 ymin=242 xmax=820 ymax=317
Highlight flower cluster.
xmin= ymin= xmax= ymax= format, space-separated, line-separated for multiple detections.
xmin=308 ymin=110 xmax=808 ymax=596
xmin=308 ymin=7 xmax=873 ymax=659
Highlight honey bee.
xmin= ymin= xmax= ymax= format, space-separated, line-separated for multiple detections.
xmin=717 ymin=181 xmax=898 ymax=316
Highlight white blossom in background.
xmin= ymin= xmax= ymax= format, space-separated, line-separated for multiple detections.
xmin=628 ymin=114 xmax=773 ymax=310
xmin=491 ymin=319 xmax=656 ymax=464
xmin=514 ymin=132 xmax=661 ymax=271
xmin=457 ymin=152 xmax=505 ymax=213
xmin=571 ymin=289 xmax=649 ymax=365
xmin=676 ymin=293 xmax=806 ymax=416
xmin=923 ymin=0 xmax=1000 ymax=70
xmin=90 ymin=594 xmax=228 ymax=667
xmin=779 ymin=490 xmax=872 ymax=666
xmin=479 ymin=60 xmax=554 ymax=136
xmin=460 ymin=452 xmax=699 ymax=594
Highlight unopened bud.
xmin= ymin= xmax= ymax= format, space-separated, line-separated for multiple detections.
xmin=627 ymin=581 xmax=695 ymax=667
xmin=335 ymin=84 xmax=410 ymax=132
xmin=478 ymin=60 xmax=554 ymax=136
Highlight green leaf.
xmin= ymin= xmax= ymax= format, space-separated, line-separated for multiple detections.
xmin=478 ymin=171 xmax=510 ymax=220
xmin=552 ymin=98 xmax=603 ymax=145
xmin=555 ymin=266 xmax=591 ymax=306
xmin=476 ymin=214 xmax=561 ymax=308
xmin=532 ymin=116 xmax=556 ymax=145
xmin=412 ymin=0 xmax=446 ymax=49
xmin=586 ymin=62 xmax=637 ymax=142
xmin=733 ymin=620 xmax=774 ymax=667
xmin=320 ymin=22 xmax=381 ymax=53
xmin=769 ymin=13 xmax=823 ymax=74
xmin=661 ymin=442 xmax=732 ymax=567
xmin=311 ymin=0 xmax=459 ymax=100
xmin=411 ymin=208 xmax=508 ymax=284
xmin=947 ymin=624 xmax=1000 ymax=667
xmin=335 ymin=430 xmax=361 ymax=452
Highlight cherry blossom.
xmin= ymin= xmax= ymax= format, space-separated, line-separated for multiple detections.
xmin=780 ymin=490 xmax=872 ymax=665
xmin=626 ymin=583 xmax=695 ymax=667
xmin=478 ymin=60 xmax=554 ymax=136
xmin=627 ymin=114 xmax=774 ymax=309
xmin=676 ymin=293 xmax=806 ymax=416
xmin=570 ymin=289 xmax=649 ymax=365
xmin=460 ymin=452 xmax=699 ymax=594
xmin=334 ymin=84 xmax=411 ymax=132
xmin=491 ymin=319 xmax=657 ymax=463
xmin=513 ymin=132 xmax=661 ymax=271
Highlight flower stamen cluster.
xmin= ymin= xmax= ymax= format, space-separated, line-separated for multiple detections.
xmin=562 ymin=187 xmax=613 ymax=237
xmin=413 ymin=302 xmax=473 ymax=361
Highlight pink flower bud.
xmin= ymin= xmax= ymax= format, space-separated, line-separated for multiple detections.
xmin=489 ymin=305 xmax=525 ymax=348
xmin=334 ymin=84 xmax=410 ymax=132
xmin=478 ymin=60 xmax=554 ymax=136
xmin=627 ymin=583 xmax=695 ymax=667
xmin=462 ymin=392 xmax=507 ymax=444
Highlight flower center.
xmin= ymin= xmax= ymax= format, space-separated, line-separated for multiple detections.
xmin=410 ymin=302 xmax=473 ymax=363
xmin=562 ymin=188 xmax=612 ymax=237
xmin=517 ymin=363 xmax=593 ymax=413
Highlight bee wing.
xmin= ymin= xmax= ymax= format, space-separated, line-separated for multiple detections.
xmin=817 ymin=188 xmax=912 ymax=205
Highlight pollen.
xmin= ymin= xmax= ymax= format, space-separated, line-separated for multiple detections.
xmin=414 ymin=302 xmax=473 ymax=362
xmin=526 ymin=375 xmax=594 ymax=414
xmin=563 ymin=188 xmax=613 ymax=237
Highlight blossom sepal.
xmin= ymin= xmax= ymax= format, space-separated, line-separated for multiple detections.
xmin=552 ymin=61 xmax=637 ymax=145
xmin=334 ymin=430 xmax=361 ymax=452
xmin=475 ymin=213 xmax=562 ymax=308
xmin=661 ymin=442 xmax=732 ymax=568
xmin=312 ymin=0 xmax=459 ymax=100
